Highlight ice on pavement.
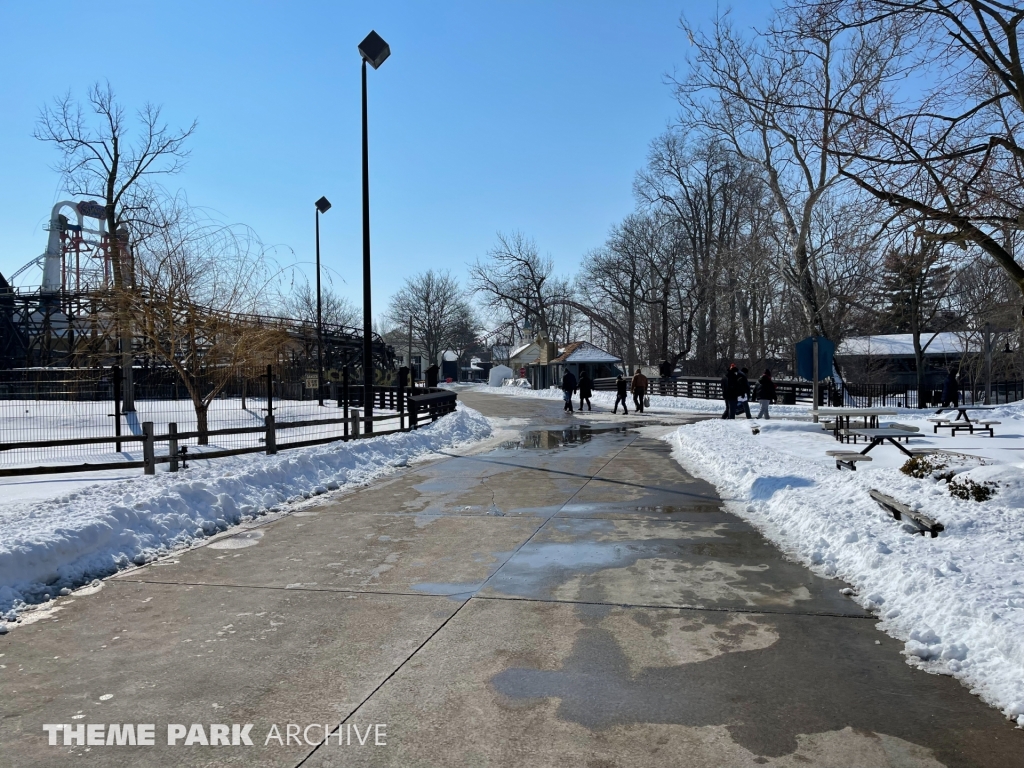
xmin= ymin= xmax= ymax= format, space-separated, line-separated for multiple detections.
xmin=491 ymin=381 xmax=1024 ymax=727
xmin=0 ymin=405 xmax=491 ymax=618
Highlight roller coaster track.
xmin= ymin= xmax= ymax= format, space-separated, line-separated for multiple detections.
xmin=0 ymin=284 xmax=394 ymax=373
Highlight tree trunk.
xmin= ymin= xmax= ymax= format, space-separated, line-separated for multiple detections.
xmin=195 ymin=401 xmax=209 ymax=446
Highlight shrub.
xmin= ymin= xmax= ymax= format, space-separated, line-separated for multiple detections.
xmin=948 ymin=477 xmax=996 ymax=502
xmin=900 ymin=456 xmax=948 ymax=479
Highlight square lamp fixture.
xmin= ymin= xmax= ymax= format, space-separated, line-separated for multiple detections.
xmin=315 ymin=196 xmax=332 ymax=214
xmin=358 ymin=30 xmax=391 ymax=69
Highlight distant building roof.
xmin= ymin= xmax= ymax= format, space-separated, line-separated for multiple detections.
xmin=837 ymin=333 xmax=977 ymax=357
xmin=509 ymin=342 xmax=534 ymax=359
xmin=550 ymin=341 xmax=622 ymax=364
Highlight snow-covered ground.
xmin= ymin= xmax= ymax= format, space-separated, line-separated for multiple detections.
xmin=668 ymin=407 xmax=1024 ymax=729
xmin=0 ymin=397 xmax=389 ymax=468
xmin=485 ymin=382 xmax=1024 ymax=727
xmin=0 ymin=405 xmax=492 ymax=622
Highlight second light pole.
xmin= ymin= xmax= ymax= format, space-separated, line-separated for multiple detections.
xmin=358 ymin=29 xmax=390 ymax=434
xmin=314 ymin=195 xmax=331 ymax=406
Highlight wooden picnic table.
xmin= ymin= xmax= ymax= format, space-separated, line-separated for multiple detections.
xmin=813 ymin=407 xmax=898 ymax=441
xmin=847 ymin=428 xmax=917 ymax=457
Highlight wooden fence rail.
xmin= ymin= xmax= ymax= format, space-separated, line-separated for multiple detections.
xmin=0 ymin=387 xmax=457 ymax=478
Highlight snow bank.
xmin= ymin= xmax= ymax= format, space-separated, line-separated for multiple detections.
xmin=0 ymin=406 xmax=491 ymax=619
xmin=666 ymin=406 xmax=1024 ymax=727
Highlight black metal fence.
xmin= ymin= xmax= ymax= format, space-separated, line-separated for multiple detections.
xmin=593 ymin=375 xmax=1024 ymax=409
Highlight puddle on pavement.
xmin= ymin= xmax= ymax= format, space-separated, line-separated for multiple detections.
xmin=500 ymin=424 xmax=629 ymax=451
xmin=208 ymin=530 xmax=264 ymax=549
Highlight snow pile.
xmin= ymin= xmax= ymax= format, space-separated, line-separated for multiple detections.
xmin=666 ymin=407 xmax=1024 ymax=727
xmin=0 ymin=405 xmax=491 ymax=618
xmin=502 ymin=377 xmax=533 ymax=389
xmin=488 ymin=364 xmax=514 ymax=387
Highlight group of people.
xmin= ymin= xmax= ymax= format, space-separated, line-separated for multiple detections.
xmin=721 ymin=364 xmax=777 ymax=420
xmin=560 ymin=369 xmax=649 ymax=414
xmin=560 ymin=363 xmax=778 ymax=419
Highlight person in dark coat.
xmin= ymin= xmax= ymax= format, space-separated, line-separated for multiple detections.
xmin=578 ymin=370 xmax=594 ymax=411
xmin=630 ymin=370 xmax=649 ymax=413
xmin=737 ymin=367 xmax=753 ymax=419
xmin=613 ymin=375 xmax=628 ymax=414
xmin=754 ymin=369 xmax=776 ymax=419
xmin=941 ymin=368 xmax=959 ymax=408
xmin=721 ymin=364 xmax=740 ymax=419
xmin=561 ymin=370 xmax=578 ymax=413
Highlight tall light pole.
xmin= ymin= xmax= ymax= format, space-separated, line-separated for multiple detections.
xmin=358 ymin=29 xmax=391 ymax=434
xmin=314 ymin=196 xmax=331 ymax=406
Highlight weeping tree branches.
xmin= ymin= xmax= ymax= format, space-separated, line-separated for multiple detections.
xmin=129 ymin=199 xmax=288 ymax=443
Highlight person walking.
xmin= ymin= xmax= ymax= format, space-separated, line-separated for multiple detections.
xmin=578 ymin=370 xmax=593 ymax=411
xmin=613 ymin=374 xmax=629 ymax=414
xmin=754 ymin=369 xmax=776 ymax=419
xmin=630 ymin=369 xmax=649 ymax=414
xmin=721 ymin=364 xmax=740 ymax=419
xmin=941 ymin=368 xmax=959 ymax=408
xmin=737 ymin=367 xmax=753 ymax=419
xmin=561 ymin=369 xmax=578 ymax=413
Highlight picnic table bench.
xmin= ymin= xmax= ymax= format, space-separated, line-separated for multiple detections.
xmin=814 ymin=407 xmax=898 ymax=442
xmin=932 ymin=405 xmax=1000 ymax=436
xmin=869 ymin=490 xmax=944 ymax=537
xmin=846 ymin=426 xmax=922 ymax=457
xmin=826 ymin=450 xmax=873 ymax=471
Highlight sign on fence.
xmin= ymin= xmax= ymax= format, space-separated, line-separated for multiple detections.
xmin=304 ymin=374 xmax=319 ymax=390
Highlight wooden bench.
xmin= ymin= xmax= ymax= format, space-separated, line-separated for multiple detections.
xmin=926 ymin=417 xmax=951 ymax=434
xmin=826 ymin=450 xmax=874 ymax=471
xmin=869 ymin=489 xmax=944 ymax=537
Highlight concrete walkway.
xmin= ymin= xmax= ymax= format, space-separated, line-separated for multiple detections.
xmin=2 ymin=391 xmax=1022 ymax=767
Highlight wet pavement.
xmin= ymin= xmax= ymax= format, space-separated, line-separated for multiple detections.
xmin=1 ymin=390 xmax=1022 ymax=766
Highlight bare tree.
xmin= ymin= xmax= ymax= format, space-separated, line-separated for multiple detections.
xmin=282 ymin=281 xmax=359 ymax=329
xmin=469 ymin=232 xmax=573 ymax=341
xmin=385 ymin=270 xmax=477 ymax=367
xmin=35 ymin=82 xmax=197 ymax=409
xmin=810 ymin=0 xmax=1024 ymax=305
xmin=130 ymin=200 xmax=287 ymax=443
xmin=675 ymin=5 xmax=905 ymax=338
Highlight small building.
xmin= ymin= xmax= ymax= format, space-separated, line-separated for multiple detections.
xmin=549 ymin=341 xmax=623 ymax=383
xmin=836 ymin=333 xmax=976 ymax=388
xmin=509 ymin=334 xmax=556 ymax=388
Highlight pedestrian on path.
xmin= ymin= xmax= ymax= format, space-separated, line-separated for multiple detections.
xmin=755 ymin=369 xmax=776 ymax=419
xmin=613 ymin=375 xmax=629 ymax=414
xmin=721 ymin=364 xmax=740 ymax=419
xmin=737 ymin=367 xmax=753 ymax=419
xmin=561 ymin=369 xmax=578 ymax=413
xmin=941 ymin=368 xmax=959 ymax=408
xmin=578 ymin=370 xmax=593 ymax=411
xmin=631 ymin=369 xmax=648 ymax=414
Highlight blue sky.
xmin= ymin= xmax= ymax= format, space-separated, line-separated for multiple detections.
xmin=0 ymin=1 xmax=770 ymax=321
